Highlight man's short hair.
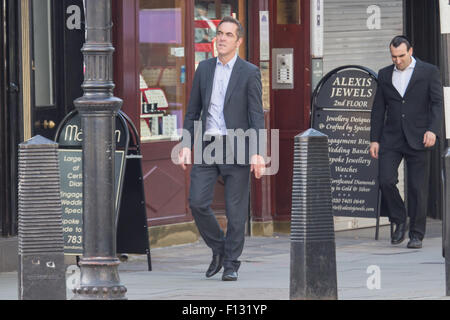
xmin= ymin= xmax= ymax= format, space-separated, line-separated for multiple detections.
xmin=217 ymin=16 xmax=245 ymax=39
xmin=390 ymin=35 xmax=412 ymax=51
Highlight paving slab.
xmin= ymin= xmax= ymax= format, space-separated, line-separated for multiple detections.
xmin=1 ymin=218 xmax=449 ymax=300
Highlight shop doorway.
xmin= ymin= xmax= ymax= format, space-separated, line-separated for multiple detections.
xmin=405 ymin=0 xmax=443 ymax=221
xmin=270 ymin=0 xmax=311 ymax=228
xmin=30 ymin=0 xmax=84 ymax=140
xmin=193 ymin=0 xmax=248 ymax=229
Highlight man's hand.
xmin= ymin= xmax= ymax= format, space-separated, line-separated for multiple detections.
xmin=369 ymin=142 xmax=380 ymax=159
xmin=423 ymin=131 xmax=436 ymax=148
xmin=178 ymin=147 xmax=192 ymax=170
xmin=250 ymin=154 xmax=266 ymax=179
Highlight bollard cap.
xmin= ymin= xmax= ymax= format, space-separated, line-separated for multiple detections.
xmin=295 ymin=128 xmax=328 ymax=140
xmin=20 ymin=135 xmax=58 ymax=149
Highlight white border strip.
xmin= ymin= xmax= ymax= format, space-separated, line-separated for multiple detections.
xmin=445 ymin=87 xmax=450 ymax=139
xmin=311 ymin=0 xmax=324 ymax=58
xmin=440 ymin=0 xmax=450 ymax=34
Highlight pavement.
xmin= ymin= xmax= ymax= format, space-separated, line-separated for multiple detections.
xmin=1 ymin=218 xmax=449 ymax=300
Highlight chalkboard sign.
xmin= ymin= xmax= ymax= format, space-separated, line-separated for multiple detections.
xmin=56 ymin=111 xmax=129 ymax=149
xmin=58 ymin=149 xmax=125 ymax=254
xmin=55 ymin=110 xmax=128 ymax=254
xmin=55 ymin=110 xmax=152 ymax=269
xmin=312 ymin=66 xmax=379 ymax=218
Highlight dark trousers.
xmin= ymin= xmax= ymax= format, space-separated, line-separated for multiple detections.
xmin=189 ymin=145 xmax=250 ymax=271
xmin=379 ymin=142 xmax=431 ymax=240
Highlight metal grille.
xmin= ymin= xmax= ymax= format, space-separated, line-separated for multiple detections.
xmin=323 ymin=0 xmax=404 ymax=74
xmin=18 ymin=136 xmax=64 ymax=255
xmin=291 ymin=129 xmax=334 ymax=242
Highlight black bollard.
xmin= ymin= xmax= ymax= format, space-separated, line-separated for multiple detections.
xmin=290 ymin=128 xmax=338 ymax=300
xmin=18 ymin=136 xmax=66 ymax=300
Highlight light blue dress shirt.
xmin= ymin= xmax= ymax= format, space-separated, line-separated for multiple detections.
xmin=204 ymin=54 xmax=238 ymax=137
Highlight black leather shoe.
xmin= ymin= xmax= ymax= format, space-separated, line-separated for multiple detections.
xmin=222 ymin=269 xmax=238 ymax=281
xmin=206 ymin=254 xmax=223 ymax=278
xmin=391 ymin=222 xmax=406 ymax=245
xmin=407 ymin=237 xmax=422 ymax=249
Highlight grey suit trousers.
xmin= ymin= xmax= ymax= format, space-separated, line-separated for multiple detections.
xmin=189 ymin=154 xmax=250 ymax=272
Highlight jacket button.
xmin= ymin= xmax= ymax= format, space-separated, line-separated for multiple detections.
xmin=402 ymin=100 xmax=405 ymax=104
xmin=402 ymin=114 xmax=405 ymax=118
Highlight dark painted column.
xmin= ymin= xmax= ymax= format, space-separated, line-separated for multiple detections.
xmin=72 ymin=0 xmax=126 ymax=300
xmin=440 ymin=0 xmax=450 ymax=297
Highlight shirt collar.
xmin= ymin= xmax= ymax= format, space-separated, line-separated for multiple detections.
xmin=394 ymin=56 xmax=416 ymax=72
xmin=217 ymin=54 xmax=238 ymax=69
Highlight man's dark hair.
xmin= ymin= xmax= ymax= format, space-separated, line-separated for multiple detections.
xmin=217 ymin=16 xmax=245 ymax=39
xmin=390 ymin=35 xmax=412 ymax=50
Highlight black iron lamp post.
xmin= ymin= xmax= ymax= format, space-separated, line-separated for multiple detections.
xmin=72 ymin=0 xmax=126 ymax=299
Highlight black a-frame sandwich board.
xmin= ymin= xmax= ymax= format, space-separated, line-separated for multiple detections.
xmin=55 ymin=110 xmax=151 ymax=270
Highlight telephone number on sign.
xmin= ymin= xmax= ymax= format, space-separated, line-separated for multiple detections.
xmin=67 ymin=235 xmax=82 ymax=244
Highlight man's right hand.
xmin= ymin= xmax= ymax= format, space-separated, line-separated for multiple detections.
xmin=369 ymin=142 xmax=379 ymax=159
xmin=178 ymin=147 xmax=192 ymax=170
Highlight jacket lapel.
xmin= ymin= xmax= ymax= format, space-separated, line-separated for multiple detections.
xmin=386 ymin=65 xmax=403 ymax=99
xmin=402 ymin=58 xmax=422 ymax=98
xmin=224 ymin=57 xmax=243 ymax=107
xmin=204 ymin=58 xmax=217 ymax=109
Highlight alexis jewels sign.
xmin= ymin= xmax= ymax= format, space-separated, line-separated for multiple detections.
xmin=312 ymin=66 xmax=379 ymax=218
xmin=317 ymin=71 xmax=375 ymax=109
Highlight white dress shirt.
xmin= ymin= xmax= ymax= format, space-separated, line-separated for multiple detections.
xmin=392 ymin=56 xmax=416 ymax=97
xmin=204 ymin=54 xmax=238 ymax=137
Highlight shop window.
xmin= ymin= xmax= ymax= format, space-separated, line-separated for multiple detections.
xmin=194 ymin=0 xmax=246 ymax=68
xmin=139 ymin=0 xmax=186 ymax=142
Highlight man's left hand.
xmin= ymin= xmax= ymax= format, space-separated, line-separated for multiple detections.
xmin=423 ymin=131 xmax=436 ymax=148
xmin=250 ymin=154 xmax=266 ymax=179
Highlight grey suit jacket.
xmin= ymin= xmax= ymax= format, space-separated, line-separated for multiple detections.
xmin=183 ymin=56 xmax=265 ymax=164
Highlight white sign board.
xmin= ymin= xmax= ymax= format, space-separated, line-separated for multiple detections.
xmin=143 ymin=89 xmax=169 ymax=110
xmin=440 ymin=0 xmax=450 ymax=34
xmin=311 ymin=0 xmax=324 ymax=58
xmin=445 ymin=87 xmax=450 ymax=139
xmin=260 ymin=11 xmax=270 ymax=61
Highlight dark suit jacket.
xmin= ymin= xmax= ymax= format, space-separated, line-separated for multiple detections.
xmin=370 ymin=58 xmax=443 ymax=151
xmin=183 ymin=56 xmax=265 ymax=164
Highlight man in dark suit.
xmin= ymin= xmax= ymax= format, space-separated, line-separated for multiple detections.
xmin=178 ymin=16 xmax=265 ymax=281
xmin=370 ymin=36 xmax=443 ymax=249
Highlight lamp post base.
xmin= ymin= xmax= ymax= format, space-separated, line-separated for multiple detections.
xmin=72 ymin=257 xmax=127 ymax=300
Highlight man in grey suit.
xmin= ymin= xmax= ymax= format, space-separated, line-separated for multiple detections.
xmin=178 ymin=16 xmax=265 ymax=281
xmin=370 ymin=36 xmax=443 ymax=249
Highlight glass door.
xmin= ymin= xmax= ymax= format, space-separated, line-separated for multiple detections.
xmin=192 ymin=0 xmax=248 ymax=227
xmin=31 ymin=0 xmax=59 ymax=139
xmin=194 ymin=0 xmax=247 ymax=68
xmin=31 ymin=0 xmax=84 ymax=140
